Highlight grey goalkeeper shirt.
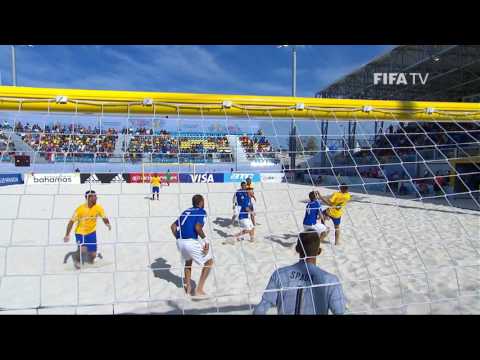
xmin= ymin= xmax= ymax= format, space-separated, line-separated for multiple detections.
xmin=253 ymin=261 xmax=346 ymax=315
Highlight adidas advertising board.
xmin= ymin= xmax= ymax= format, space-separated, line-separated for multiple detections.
xmin=80 ymin=173 xmax=128 ymax=184
xmin=26 ymin=173 xmax=80 ymax=185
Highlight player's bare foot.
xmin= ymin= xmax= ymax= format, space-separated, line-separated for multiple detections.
xmin=248 ymin=237 xmax=255 ymax=243
xmin=183 ymin=284 xmax=192 ymax=295
xmin=73 ymin=260 xmax=81 ymax=270
xmin=192 ymin=289 xmax=209 ymax=299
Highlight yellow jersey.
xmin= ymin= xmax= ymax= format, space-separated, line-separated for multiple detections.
xmin=326 ymin=192 xmax=351 ymax=219
xmin=151 ymin=176 xmax=161 ymax=187
xmin=71 ymin=203 xmax=106 ymax=235
xmin=246 ymin=184 xmax=254 ymax=191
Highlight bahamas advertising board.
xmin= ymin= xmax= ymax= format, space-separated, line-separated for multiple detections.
xmin=26 ymin=173 xmax=80 ymax=185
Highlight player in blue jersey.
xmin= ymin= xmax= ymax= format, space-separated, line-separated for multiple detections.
xmin=225 ymin=182 xmax=255 ymax=243
xmin=233 ymin=203 xmax=255 ymax=242
xmin=170 ymin=194 xmax=213 ymax=297
xmin=231 ymin=182 xmax=250 ymax=226
xmin=253 ymin=231 xmax=346 ymax=315
xmin=303 ymin=191 xmax=330 ymax=242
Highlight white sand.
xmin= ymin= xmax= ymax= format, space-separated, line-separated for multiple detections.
xmin=0 ymin=182 xmax=478 ymax=315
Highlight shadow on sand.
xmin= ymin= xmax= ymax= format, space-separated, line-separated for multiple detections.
xmin=150 ymin=257 xmax=197 ymax=293
xmin=265 ymin=233 xmax=298 ymax=248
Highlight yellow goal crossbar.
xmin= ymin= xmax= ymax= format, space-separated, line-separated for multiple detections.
xmin=0 ymin=85 xmax=480 ymax=121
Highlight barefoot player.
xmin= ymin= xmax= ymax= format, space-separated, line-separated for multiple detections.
xmin=245 ymin=177 xmax=257 ymax=226
xmin=317 ymin=184 xmax=351 ymax=246
xmin=303 ymin=191 xmax=330 ymax=242
xmin=231 ymin=181 xmax=249 ymax=226
xmin=64 ymin=190 xmax=111 ymax=269
xmin=151 ymin=173 xmax=161 ymax=200
xmin=170 ymin=194 xmax=213 ymax=297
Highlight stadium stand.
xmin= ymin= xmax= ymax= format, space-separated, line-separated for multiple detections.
xmin=13 ymin=122 xmax=118 ymax=162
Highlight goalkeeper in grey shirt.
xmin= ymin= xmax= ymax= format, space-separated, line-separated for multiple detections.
xmin=254 ymin=231 xmax=346 ymax=315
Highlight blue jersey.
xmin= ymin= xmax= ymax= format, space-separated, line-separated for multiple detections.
xmin=239 ymin=206 xmax=250 ymax=220
xmin=253 ymin=261 xmax=346 ymax=315
xmin=235 ymin=190 xmax=251 ymax=208
xmin=175 ymin=207 xmax=206 ymax=240
xmin=303 ymin=200 xmax=322 ymax=226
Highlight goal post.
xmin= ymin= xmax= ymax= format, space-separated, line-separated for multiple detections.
xmin=0 ymin=85 xmax=479 ymax=315
xmin=1 ymin=85 xmax=480 ymax=121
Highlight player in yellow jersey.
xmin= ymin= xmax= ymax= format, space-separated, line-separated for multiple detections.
xmin=64 ymin=190 xmax=111 ymax=269
xmin=245 ymin=177 xmax=257 ymax=226
xmin=151 ymin=173 xmax=161 ymax=200
xmin=316 ymin=184 xmax=351 ymax=246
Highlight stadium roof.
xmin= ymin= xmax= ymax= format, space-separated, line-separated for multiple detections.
xmin=316 ymin=45 xmax=480 ymax=102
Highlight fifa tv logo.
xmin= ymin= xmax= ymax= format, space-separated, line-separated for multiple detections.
xmin=373 ymin=73 xmax=429 ymax=85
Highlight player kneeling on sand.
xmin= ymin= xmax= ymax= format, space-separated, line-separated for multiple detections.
xmin=303 ymin=191 xmax=330 ymax=242
xmin=317 ymin=184 xmax=351 ymax=246
xmin=253 ymin=231 xmax=346 ymax=315
xmin=171 ymin=194 xmax=213 ymax=298
xmin=64 ymin=190 xmax=111 ymax=269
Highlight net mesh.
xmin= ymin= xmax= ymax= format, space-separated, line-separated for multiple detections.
xmin=0 ymin=102 xmax=479 ymax=314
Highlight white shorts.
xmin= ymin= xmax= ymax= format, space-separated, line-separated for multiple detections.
xmin=303 ymin=223 xmax=328 ymax=234
xmin=233 ymin=206 xmax=242 ymax=217
xmin=239 ymin=218 xmax=254 ymax=230
xmin=176 ymin=238 xmax=212 ymax=266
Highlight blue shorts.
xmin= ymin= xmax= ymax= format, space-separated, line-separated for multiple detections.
xmin=75 ymin=232 xmax=97 ymax=252
xmin=152 ymin=186 xmax=159 ymax=193
xmin=323 ymin=210 xmax=341 ymax=226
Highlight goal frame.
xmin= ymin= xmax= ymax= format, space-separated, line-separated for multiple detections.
xmin=1 ymin=85 xmax=479 ymax=121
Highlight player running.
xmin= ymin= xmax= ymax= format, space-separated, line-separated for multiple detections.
xmin=151 ymin=173 xmax=161 ymax=200
xmin=170 ymin=194 xmax=213 ymax=297
xmin=316 ymin=184 xmax=351 ymax=246
xmin=253 ymin=231 xmax=346 ymax=315
xmin=233 ymin=203 xmax=255 ymax=243
xmin=245 ymin=177 xmax=257 ymax=226
xmin=64 ymin=190 xmax=111 ymax=269
xmin=303 ymin=191 xmax=330 ymax=242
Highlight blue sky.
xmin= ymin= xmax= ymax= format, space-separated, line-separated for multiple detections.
xmin=0 ymin=45 xmax=394 ymax=97
xmin=0 ymin=45 xmax=394 ymax=145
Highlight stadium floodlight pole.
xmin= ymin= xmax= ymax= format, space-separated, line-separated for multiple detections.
xmin=277 ymin=45 xmax=298 ymax=171
xmin=11 ymin=45 xmax=34 ymax=86
xmin=11 ymin=46 xmax=16 ymax=86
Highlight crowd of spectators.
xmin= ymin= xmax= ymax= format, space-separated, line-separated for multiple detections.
xmin=123 ymin=129 xmax=232 ymax=162
xmin=240 ymin=130 xmax=274 ymax=158
xmin=13 ymin=122 xmax=118 ymax=161
xmin=327 ymin=121 xmax=480 ymax=167
xmin=0 ymin=129 xmax=16 ymax=161
xmin=1 ymin=121 xmax=280 ymax=164
xmin=371 ymin=122 xmax=479 ymax=157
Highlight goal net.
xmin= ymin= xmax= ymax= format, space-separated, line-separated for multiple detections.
xmin=0 ymin=87 xmax=478 ymax=314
